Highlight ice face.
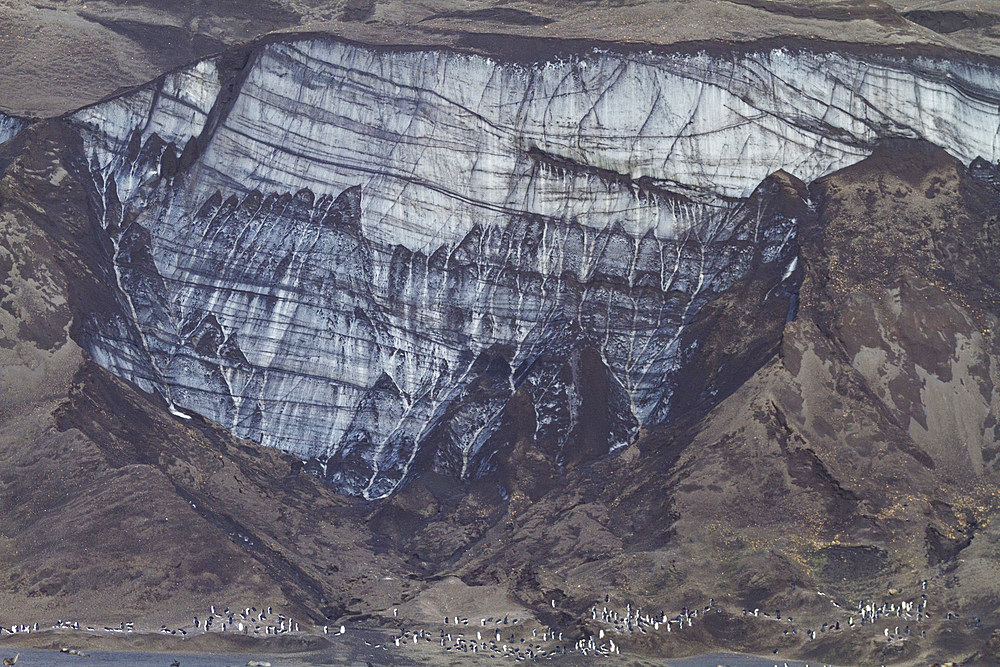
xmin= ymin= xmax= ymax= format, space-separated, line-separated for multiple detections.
xmin=0 ymin=113 xmax=24 ymax=148
xmin=69 ymin=38 xmax=1000 ymax=496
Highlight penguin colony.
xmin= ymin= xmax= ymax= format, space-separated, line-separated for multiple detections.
xmin=0 ymin=578 xmax=976 ymax=660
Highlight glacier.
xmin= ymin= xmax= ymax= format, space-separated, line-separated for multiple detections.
xmin=0 ymin=113 xmax=23 ymax=147
xmin=66 ymin=37 xmax=1000 ymax=497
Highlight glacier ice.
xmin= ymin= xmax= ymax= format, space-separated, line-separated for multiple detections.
xmin=0 ymin=112 xmax=23 ymax=147
xmin=66 ymin=37 xmax=1000 ymax=497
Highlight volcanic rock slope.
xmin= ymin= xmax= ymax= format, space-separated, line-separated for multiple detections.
xmin=60 ymin=35 xmax=1000 ymax=499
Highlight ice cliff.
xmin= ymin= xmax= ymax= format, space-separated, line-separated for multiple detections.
xmin=66 ymin=37 xmax=1000 ymax=497
xmin=0 ymin=113 xmax=22 ymax=147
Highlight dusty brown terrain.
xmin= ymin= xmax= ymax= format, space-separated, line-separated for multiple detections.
xmin=3 ymin=0 xmax=1000 ymax=117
